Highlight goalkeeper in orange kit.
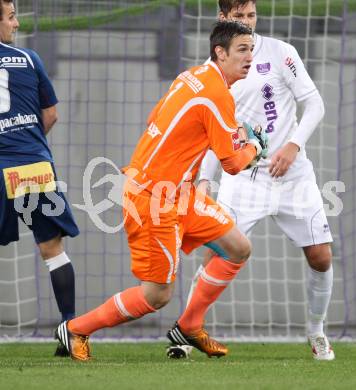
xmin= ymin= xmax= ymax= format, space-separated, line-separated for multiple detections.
xmin=168 ymin=0 xmax=335 ymax=361
xmin=55 ymin=20 xmax=268 ymax=361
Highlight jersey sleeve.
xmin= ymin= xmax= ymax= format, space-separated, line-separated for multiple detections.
xmin=146 ymin=80 xmax=181 ymax=124
xmin=281 ymin=44 xmax=317 ymax=102
xmin=147 ymin=92 xmax=169 ymax=125
xmin=28 ymin=50 xmax=58 ymax=109
xmin=202 ymin=92 xmax=241 ymax=161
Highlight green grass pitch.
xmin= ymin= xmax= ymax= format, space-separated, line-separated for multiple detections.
xmin=0 ymin=342 xmax=355 ymax=389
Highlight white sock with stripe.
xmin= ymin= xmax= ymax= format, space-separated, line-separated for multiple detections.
xmin=307 ymin=265 xmax=333 ymax=336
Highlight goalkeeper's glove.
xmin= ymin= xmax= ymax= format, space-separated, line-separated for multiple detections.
xmin=243 ymin=122 xmax=269 ymax=159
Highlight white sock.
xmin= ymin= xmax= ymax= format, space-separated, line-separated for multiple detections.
xmin=307 ymin=265 xmax=333 ymax=336
xmin=186 ymin=264 xmax=204 ymax=307
xmin=45 ymin=252 xmax=71 ymax=272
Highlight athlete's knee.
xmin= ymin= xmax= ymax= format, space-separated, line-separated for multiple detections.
xmin=38 ymin=234 xmax=63 ymax=260
xmin=222 ymin=233 xmax=251 ymax=264
xmin=304 ymin=243 xmax=332 ymax=272
xmin=147 ymin=289 xmax=173 ymax=310
xmin=213 ymin=229 xmax=252 ymax=264
xmin=230 ymin=234 xmax=251 ymax=263
xmin=142 ymin=282 xmax=174 ymax=310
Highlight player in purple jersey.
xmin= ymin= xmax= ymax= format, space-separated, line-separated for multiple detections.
xmin=0 ymin=0 xmax=79 ymax=356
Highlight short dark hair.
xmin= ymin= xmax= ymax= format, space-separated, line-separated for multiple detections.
xmin=0 ymin=0 xmax=13 ymax=20
xmin=219 ymin=0 xmax=256 ymax=16
xmin=210 ymin=20 xmax=252 ymax=61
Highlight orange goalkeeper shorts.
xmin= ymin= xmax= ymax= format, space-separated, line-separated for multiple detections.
xmin=123 ymin=185 xmax=234 ymax=284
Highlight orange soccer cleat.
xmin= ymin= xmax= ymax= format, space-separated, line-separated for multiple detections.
xmin=167 ymin=322 xmax=228 ymax=358
xmin=55 ymin=321 xmax=91 ymax=361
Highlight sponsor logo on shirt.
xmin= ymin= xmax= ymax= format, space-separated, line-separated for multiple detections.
xmin=178 ymin=71 xmax=205 ymax=94
xmin=261 ymin=84 xmax=274 ymax=100
xmin=285 ymin=57 xmax=297 ymax=77
xmin=261 ymin=84 xmax=278 ymax=133
xmin=256 ymin=62 xmax=271 ymax=75
xmin=323 ymin=224 xmax=330 ymax=233
xmin=0 ymin=113 xmax=39 ymax=134
xmin=3 ymin=161 xmax=56 ymax=199
xmin=0 ymin=56 xmax=27 ymax=68
xmin=147 ymin=122 xmax=161 ymax=138
xmin=231 ymin=131 xmax=241 ymax=151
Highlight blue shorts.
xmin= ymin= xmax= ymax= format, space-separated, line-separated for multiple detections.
xmin=0 ymin=160 xmax=79 ymax=245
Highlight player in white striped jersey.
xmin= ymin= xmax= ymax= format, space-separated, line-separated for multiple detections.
xmin=169 ymin=0 xmax=335 ymax=361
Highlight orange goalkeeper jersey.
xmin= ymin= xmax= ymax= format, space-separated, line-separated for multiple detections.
xmin=125 ymin=61 xmax=252 ymax=187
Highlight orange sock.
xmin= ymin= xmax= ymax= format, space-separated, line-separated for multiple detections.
xmin=68 ymin=286 xmax=155 ymax=336
xmin=178 ymin=256 xmax=244 ymax=333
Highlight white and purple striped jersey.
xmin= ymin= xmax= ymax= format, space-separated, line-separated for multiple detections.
xmin=231 ymin=33 xmax=319 ymax=180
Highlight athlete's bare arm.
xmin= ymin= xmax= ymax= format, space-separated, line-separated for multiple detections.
xmin=42 ymin=105 xmax=58 ymax=135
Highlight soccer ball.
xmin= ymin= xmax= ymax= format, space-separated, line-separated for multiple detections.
xmin=166 ymin=344 xmax=193 ymax=359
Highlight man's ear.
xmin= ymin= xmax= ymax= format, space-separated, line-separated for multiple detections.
xmin=215 ymin=46 xmax=226 ymax=61
xmin=218 ymin=11 xmax=226 ymax=21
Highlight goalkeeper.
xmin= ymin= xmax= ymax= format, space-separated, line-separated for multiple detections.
xmin=168 ymin=0 xmax=334 ymax=361
xmin=0 ymin=0 xmax=79 ymax=356
xmin=55 ymin=21 xmax=268 ymax=361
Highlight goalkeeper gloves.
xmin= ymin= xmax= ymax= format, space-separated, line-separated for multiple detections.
xmin=243 ymin=122 xmax=269 ymax=159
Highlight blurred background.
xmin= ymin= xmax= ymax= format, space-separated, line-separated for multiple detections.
xmin=0 ymin=0 xmax=355 ymax=341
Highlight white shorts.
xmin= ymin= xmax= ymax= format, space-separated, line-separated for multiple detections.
xmin=216 ymin=168 xmax=333 ymax=248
